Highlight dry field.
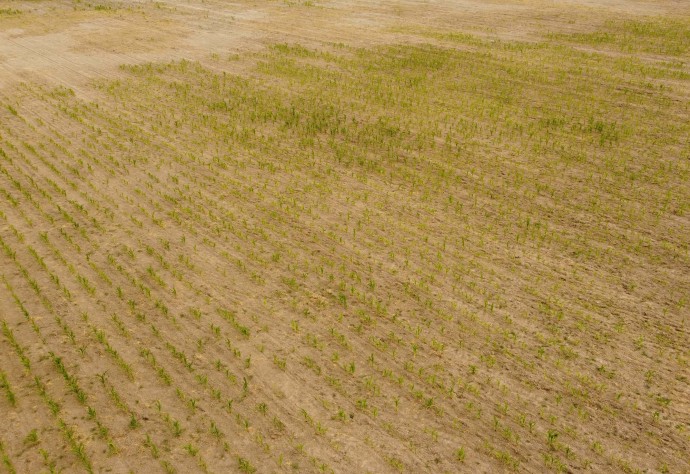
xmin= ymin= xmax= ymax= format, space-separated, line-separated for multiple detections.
xmin=1 ymin=0 xmax=689 ymax=473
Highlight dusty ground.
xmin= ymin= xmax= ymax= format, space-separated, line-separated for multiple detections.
xmin=0 ymin=0 xmax=689 ymax=473
xmin=1 ymin=0 xmax=688 ymax=90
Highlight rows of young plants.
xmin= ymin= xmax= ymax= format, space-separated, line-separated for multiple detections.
xmin=1 ymin=24 xmax=688 ymax=473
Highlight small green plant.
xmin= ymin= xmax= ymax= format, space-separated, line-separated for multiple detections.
xmin=0 ymin=372 xmax=16 ymax=406
xmin=238 ymin=457 xmax=256 ymax=473
xmin=24 ymin=429 xmax=39 ymax=445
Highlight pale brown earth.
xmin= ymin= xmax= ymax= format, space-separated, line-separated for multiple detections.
xmin=0 ymin=1 xmax=689 ymax=473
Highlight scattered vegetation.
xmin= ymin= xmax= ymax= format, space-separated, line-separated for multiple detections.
xmin=0 ymin=1 xmax=688 ymax=473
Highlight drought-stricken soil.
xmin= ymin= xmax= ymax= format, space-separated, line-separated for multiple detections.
xmin=1 ymin=1 xmax=689 ymax=473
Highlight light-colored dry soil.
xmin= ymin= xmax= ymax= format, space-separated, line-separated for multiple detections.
xmin=1 ymin=1 xmax=689 ymax=473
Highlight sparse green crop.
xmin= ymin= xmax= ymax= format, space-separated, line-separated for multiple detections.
xmin=0 ymin=1 xmax=688 ymax=473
